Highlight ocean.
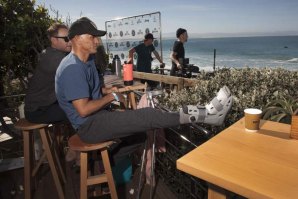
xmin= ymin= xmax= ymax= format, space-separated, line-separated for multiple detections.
xmin=157 ymin=36 xmax=298 ymax=71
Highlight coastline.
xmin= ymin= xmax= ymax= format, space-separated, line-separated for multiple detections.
xmin=104 ymin=35 xmax=298 ymax=72
xmin=156 ymin=35 xmax=298 ymax=72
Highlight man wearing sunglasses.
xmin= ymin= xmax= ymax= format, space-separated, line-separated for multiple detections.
xmin=25 ymin=23 xmax=71 ymax=123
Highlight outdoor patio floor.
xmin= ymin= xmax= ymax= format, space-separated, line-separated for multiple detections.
xmin=0 ymin=157 xmax=177 ymax=199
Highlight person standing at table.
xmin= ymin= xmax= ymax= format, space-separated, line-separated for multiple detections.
xmin=170 ymin=28 xmax=188 ymax=76
xmin=25 ymin=23 xmax=71 ymax=123
xmin=127 ymin=33 xmax=164 ymax=88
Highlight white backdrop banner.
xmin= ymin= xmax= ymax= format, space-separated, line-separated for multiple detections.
xmin=105 ymin=12 xmax=162 ymax=66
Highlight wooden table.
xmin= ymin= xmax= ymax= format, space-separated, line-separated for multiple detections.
xmin=177 ymin=118 xmax=298 ymax=199
xmin=104 ymin=75 xmax=147 ymax=109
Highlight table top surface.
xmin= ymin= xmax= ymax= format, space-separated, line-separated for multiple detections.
xmin=177 ymin=118 xmax=298 ymax=199
xmin=104 ymin=75 xmax=146 ymax=92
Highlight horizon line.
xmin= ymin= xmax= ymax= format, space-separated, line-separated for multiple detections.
xmin=102 ymin=34 xmax=298 ymax=40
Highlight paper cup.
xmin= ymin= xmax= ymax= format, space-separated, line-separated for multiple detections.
xmin=244 ymin=108 xmax=262 ymax=132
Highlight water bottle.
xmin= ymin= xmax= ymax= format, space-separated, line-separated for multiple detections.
xmin=123 ymin=62 xmax=133 ymax=86
xmin=113 ymin=55 xmax=121 ymax=78
xmin=18 ymin=102 xmax=25 ymax=118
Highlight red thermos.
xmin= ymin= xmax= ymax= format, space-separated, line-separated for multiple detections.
xmin=123 ymin=63 xmax=133 ymax=85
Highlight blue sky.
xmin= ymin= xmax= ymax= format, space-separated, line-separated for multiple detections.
xmin=35 ymin=0 xmax=298 ymax=37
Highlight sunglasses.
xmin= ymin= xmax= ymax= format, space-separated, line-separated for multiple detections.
xmin=54 ymin=36 xmax=70 ymax=42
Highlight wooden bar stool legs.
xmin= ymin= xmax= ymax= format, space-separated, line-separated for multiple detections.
xmin=39 ymin=127 xmax=66 ymax=198
xmin=22 ymin=128 xmax=35 ymax=199
xmin=15 ymin=119 xmax=65 ymax=199
xmin=101 ymin=148 xmax=117 ymax=199
xmin=68 ymin=134 xmax=118 ymax=199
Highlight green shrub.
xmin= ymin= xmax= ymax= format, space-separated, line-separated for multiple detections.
xmin=160 ymin=67 xmax=298 ymax=128
xmin=262 ymin=95 xmax=298 ymax=124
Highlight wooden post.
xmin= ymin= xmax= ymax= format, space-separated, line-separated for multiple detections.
xmin=213 ymin=49 xmax=216 ymax=71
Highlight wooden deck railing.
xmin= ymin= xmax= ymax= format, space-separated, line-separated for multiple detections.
xmin=133 ymin=71 xmax=199 ymax=90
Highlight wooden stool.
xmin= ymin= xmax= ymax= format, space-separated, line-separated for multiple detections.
xmin=15 ymin=118 xmax=66 ymax=199
xmin=118 ymin=82 xmax=147 ymax=110
xmin=68 ymin=134 xmax=118 ymax=199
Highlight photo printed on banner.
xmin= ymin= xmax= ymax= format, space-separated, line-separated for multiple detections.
xmin=105 ymin=12 xmax=162 ymax=66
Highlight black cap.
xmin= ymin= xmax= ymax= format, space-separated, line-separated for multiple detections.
xmin=68 ymin=17 xmax=106 ymax=39
xmin=176 ymin=28 xmax=187 ymax=38
xmin=144 ymin=33 xmax=156 ymax=40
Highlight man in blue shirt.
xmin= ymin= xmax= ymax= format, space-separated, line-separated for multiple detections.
xmin=55 ymin=17 xmax=233 ymax=144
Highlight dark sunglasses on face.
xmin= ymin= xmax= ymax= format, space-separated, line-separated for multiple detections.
xmin=54 ymin=36 xmax=70 ymax=42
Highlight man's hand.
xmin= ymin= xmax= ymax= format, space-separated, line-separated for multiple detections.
xmin=112 ymin=92 xmax=127 ymax=108
xmin=110 ymin=86 xmax=119 ymax=93
xmin=102 ymin=86 xmax=119 ymax=94
xmin=177 ymin=63 xmax=182 ymax=70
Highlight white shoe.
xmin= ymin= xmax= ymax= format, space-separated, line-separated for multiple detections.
xmin=180 ymin=86 xmax=233 ymax=126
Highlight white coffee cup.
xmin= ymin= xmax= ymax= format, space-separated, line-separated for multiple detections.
xmin=244 ymin=108 xmax=262 ymax=132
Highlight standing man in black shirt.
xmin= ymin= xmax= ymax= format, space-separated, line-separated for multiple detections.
xmin=128 ymin=33 xmax=164 ymax=88
xmin=170 ymin=28 xmax=188 ymax=76
xmin=128 ymin=33 xmax=164 ymax=73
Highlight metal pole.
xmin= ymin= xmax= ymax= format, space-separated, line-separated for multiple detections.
xmin=147 ymin=92 xmax=156 ymax=199
xmin=213 ymin=49 xmax=216 ymax=71
xmin=137 ymin=140 xmax=147 ymax=199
